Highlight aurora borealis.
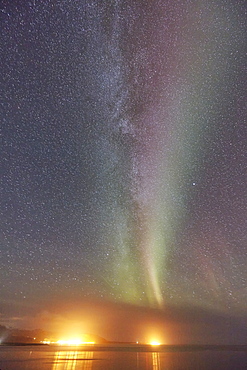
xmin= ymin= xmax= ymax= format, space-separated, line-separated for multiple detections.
xmin=1 ymin=0 xmax=246 ymax=343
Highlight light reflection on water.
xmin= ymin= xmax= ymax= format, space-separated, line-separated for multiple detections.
xmin=52 ymin=351 xmax=93 ymax=370
xmin=51 ymin=350 xmax=160 ymax=370
xmin=0 ymin=345 xmax=246 ymax=369
xmin=152 ymin=352 xmax=160 ymax=370
xmin=51 ymin=349 xmax=160 ymax=370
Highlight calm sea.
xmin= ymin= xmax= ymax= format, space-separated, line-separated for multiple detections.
xmin=0 ymin=344 xmax=246 ymax=370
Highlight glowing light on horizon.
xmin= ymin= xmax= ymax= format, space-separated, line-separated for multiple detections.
xmin=149 ymin=341 xmax=161 ymax=346
xmin=41 ymin=339 xmax=95 ymax=346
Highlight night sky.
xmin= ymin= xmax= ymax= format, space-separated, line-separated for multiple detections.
xmin=1 ymin=0 xmax=246 ymax=344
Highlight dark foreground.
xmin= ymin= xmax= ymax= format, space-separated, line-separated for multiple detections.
xmin=0 ymin=344 xmax=246 ymax=370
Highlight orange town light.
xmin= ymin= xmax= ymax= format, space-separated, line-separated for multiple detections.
xmin=56 ymin=339 xmax=95 ymax=345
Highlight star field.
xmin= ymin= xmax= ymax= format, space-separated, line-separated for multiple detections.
xmin=0 ymin=0 xmax=246 ymax=341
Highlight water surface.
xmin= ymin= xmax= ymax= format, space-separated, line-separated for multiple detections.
xmin=0 ymin=344 xmax=246 ymax=369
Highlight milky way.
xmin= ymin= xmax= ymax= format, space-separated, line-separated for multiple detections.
xmin=1 ymin=0 xmax=246 ymax=334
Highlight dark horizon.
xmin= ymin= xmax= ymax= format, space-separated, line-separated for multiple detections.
xmin=1 ymin=299 xmax=246 ymax=345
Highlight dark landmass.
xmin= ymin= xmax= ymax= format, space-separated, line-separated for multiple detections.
xmin=1 ymin=325 xmax=246 ymax=350
xmin=0 ymin=324 xmax=107 ymax=344
xmin=0 ymin=324 xmax=53 ymax=344
xmin=1 ymin=343 xmax=49 ymax=346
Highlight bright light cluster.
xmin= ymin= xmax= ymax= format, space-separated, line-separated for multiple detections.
xmin=41 ymin=339 xmax=95 ymax=346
